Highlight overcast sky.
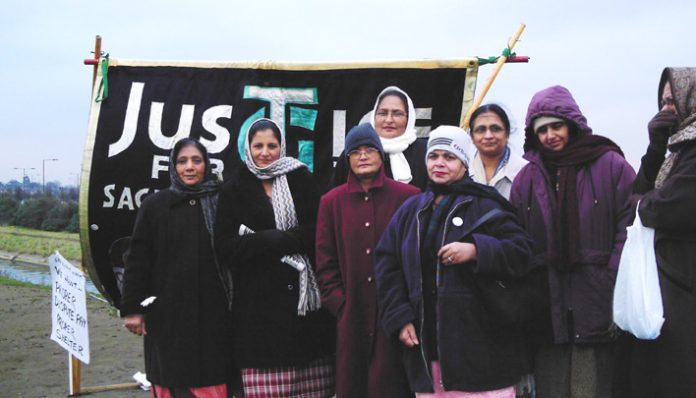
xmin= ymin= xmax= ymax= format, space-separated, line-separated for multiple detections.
xmin=0 ymin=0 xmax=692 ymax=184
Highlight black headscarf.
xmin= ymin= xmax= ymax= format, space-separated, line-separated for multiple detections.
xmin=169 ymin=138 xmax=222 ymax=237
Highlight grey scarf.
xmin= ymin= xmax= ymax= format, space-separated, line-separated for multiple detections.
xmin=244 ymin=119 xmax=322 ymax=315
xmin=655 ymin=115 xmax=696 ymax=188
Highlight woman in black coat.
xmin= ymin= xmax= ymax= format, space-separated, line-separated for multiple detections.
xmin=618 ymin=67 xmax=696 ymax=397
xmin=121 ymin=138 xmax=236 ymax=397
xmin=215 ymin=118 xmax=335 ymax=398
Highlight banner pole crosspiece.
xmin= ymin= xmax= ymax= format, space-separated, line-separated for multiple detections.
xmin=461 ymin=23 xmax=527 ymax=129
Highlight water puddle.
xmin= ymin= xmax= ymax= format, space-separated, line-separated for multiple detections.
xmin=0 ymin=258 xmax=100 ymax=295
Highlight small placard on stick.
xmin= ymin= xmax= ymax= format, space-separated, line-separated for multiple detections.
xmin=50 ymin=251 xmax=90 ymax=364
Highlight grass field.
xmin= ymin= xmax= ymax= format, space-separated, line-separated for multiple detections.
xmin=0 ymin=226 xmax=81 ymax=261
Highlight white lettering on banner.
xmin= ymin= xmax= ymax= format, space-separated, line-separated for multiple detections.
xmin=108 ymin=82 xmax=234 ymax=157
xmin=109 ymin=82 xmax=145 ymax=158
xmin=332 ymin=110 xmax=346 ymax=158
xmin=50 ymin=252 xmax=90 ymax=364
xmin=103 ymin=184 xmax=116 ymax=207
xmin=200 ymin=105 xmax=232 ymax=154
xmin=243 ymin=86 xmax=317 ymax=133
xmin=117 ymin=187 xmax=135 ymax=210
xmin=209 ymin=159 xmax=224 ymax=180
xmin=102 ymin=185 xmax=154 ymax=210
xmin=151 ymin=155 xmax=169 ymax=179
xmin=106 ymin=82 xmax=437 ymax=162
xmin=149 ymin=102 xmax=195 ymax=150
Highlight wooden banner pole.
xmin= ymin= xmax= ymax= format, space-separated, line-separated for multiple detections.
xmin=71 ymin=36 xmax=141 ymax=397
xmin=461 ymin=23 xmax=526 ymax=129
xmin=91 ymin=36 xmax=102 ymax=88
xmin=69 ymin=36 xmax=101 ymax=396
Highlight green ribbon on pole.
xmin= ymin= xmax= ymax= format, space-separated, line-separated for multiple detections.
xmin=477 ymin=47 xmax=517 ymax=66
xmin=95 ymin=54 xmax=110 ymax=103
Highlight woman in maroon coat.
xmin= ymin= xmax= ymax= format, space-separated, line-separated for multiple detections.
xmin=316 ymin=123 xmax=420 ymax=397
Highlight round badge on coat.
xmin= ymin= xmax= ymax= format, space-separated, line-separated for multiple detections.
xmin=452 ymin=217 xmax=463 ymax=227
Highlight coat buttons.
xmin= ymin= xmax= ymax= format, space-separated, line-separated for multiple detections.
xmin=365 ymin=248 xmax=372 ymax=255
xmin=367 ymin=276 xmax=373 ymax=283
xmin=365 ymin=222 xmax=371 ymax=228
xmin=364 ymin=196 xmax=369 ymax=202
xmin=452 ymin=217 xmax=463 ymax=227
xmin=189 ymin=199 xmax=196 ymax=206
xmin=287 ymin=284 xmax=294 ymax=291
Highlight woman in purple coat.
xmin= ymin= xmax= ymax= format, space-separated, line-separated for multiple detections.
xmin=509 ymin=86 xmax=635 ymax=398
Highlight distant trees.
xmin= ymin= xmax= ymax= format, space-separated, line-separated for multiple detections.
xmin=0 ymin=195 xmax=18 ymax=224
xmin=0 ymin=193 xmax=79 ymax=233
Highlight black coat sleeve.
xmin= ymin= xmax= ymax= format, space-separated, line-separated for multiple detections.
xmin=639 ymin=143 xmax=696 ymax=233
xmin=214 ymin=168 xmax=320 ymax=267
xmin=120 ymin=195 xmax=157 ymax=316
xmin=328 ymin=150 xmax=349 ymax=189
xmin=633 ymin=146 xmax=666 ymax=194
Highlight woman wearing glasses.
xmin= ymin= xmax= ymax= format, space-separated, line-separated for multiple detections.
xmin=509 ymin=86 xmax=635 ymax=398
xmin=331 ymin=86 xmax=429 ymax=190
xmin=468 ymin=104 xmax=527 ymax=200
xmin=469 ymin=105 xmax=534 ymax=396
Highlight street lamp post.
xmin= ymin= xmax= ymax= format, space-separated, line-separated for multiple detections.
xmin=42 ymin=158 xmax=59 ymax=193
xmin=14 ymin=167 xmax=36 ymax=186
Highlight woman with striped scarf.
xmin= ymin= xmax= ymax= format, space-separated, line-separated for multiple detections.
xmin=215 ymin=118 xmax=336 ymax=398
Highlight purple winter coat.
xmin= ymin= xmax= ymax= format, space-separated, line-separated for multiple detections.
xmin=510 ymin=85 xmax=636 ymax=344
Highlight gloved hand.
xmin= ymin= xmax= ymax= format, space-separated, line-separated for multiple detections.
xmin=648 ymin=110 xmax=680 ymax=154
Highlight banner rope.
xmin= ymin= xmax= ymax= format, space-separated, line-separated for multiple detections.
xmin=95 ymin=54 xmax=110 ymax=102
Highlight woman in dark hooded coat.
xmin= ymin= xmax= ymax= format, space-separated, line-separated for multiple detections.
xmin=509 ymin=86 xmax=635 ymax=398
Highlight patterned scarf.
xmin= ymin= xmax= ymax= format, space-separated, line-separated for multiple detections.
xmin=244 ymin=119 xmax=321 ymax=315
xmin=656 ymin=115 xmax=696 ymax=188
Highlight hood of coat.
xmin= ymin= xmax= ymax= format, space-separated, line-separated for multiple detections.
xmin=523 ymin=85 xmax=593 ymax=152
xmin=660 ymin=67 xmax=696 ymax=121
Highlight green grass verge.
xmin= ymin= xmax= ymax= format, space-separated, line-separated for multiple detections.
xmin=0 ymin=226 xmax=81 ymax=261
xmin=0 ymin=274 xmax=50 ymax=290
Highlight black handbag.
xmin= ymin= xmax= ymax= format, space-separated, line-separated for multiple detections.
xmin=451 ymin=209 xmax=548 ymax=328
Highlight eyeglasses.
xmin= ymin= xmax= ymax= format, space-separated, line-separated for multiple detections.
xmin=348 ymin=147 xmax=380 ymax=158
xmin=660 ymin=97 xmax=675 ymax=108
xmin=535 ymin=121 xmax=566 ymax=135
xmin=375 ymin=110 xmax=407 ymax=120
xmin=472 ymin=124 xmax=505 ymax=134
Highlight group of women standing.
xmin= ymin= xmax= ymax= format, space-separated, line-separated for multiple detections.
xmin=120 ymin=69 xmax=695 ymax=398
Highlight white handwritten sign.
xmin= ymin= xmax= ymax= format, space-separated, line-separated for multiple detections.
xmin=50 ymin=251 xmax=90 ymax=364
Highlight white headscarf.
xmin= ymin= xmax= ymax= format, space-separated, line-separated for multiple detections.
xmin=370 ymin=86 xmax=418 ymax=184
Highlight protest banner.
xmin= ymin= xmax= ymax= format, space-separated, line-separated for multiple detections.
xmin=80 ymin=57 xmax=480 ymax=305
xmin=50 ymin=251 xmax=90 ymax=365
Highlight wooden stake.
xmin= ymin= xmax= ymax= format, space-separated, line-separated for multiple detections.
xmin=68 ymin=35 xmax=102 ymax=397
xmin=91 ymin=35 xmax=102 ymax=88
xmin=461 ymin=24 xmax=526 ymax=129
xmin=69 ymin=354 xmax=81 ymax=395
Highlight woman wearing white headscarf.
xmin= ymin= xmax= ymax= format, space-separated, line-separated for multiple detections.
xmin=331 ymin=86 xmax=429 ymax=190
xmin=215 ymin=118 xmax=336 ymax=397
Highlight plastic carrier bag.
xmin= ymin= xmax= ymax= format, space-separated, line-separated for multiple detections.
xmin=612 ymin=203 xmax=664 ymax=340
